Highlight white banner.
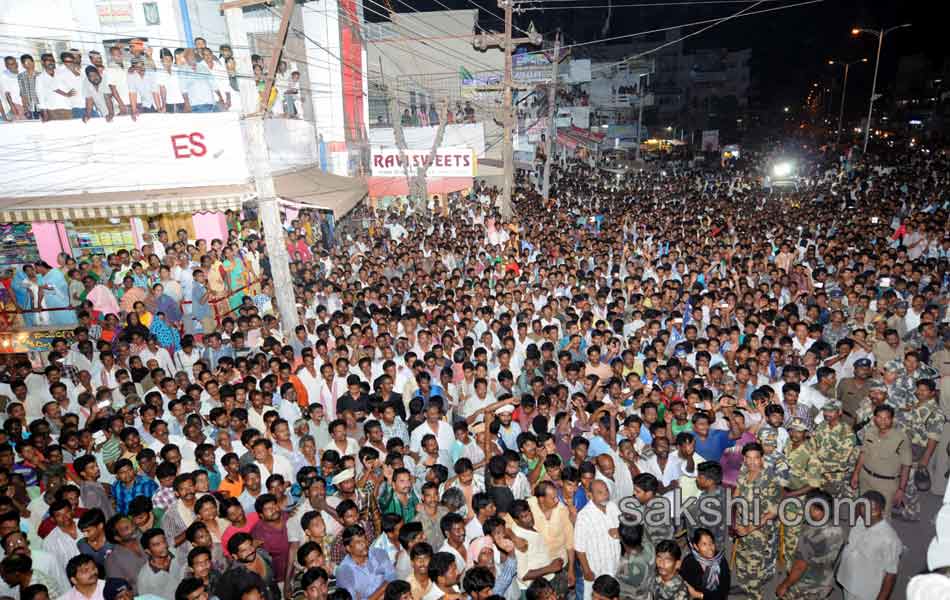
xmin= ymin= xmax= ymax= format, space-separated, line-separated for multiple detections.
xmin=371 ymin=147 xmax=475 ymax=177
xmin=368 ymin=123 xmax=486 ymax=158
xmin=0 ymin=113 xmax=248 ymax=197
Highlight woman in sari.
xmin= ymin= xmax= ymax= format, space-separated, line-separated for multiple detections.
xmin=149 ymin=312 xmax=181 ymax=352
xmin=35 ymin=261 xmax=76 ymax=326
xmin=146 ymin=283 xmax=183 ymax=325
xmin=207 ymin=252 xmax=229 ymax=320
xmin=11 ymin=266 xmax=37 ymax=327
xmin=121 ymin=312 xmax=150 ymax=345
xmin=221 ymin=245 xmax=246 ymax=311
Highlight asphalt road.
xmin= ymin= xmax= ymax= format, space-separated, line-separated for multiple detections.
xmin=741 ymin=491 xmax=942 ymax=599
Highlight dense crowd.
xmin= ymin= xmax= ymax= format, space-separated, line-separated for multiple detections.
xmin=0 ymin=143 xmax=948 ymax=600
xmin=0 ymin=37 xmax=301 ymax=123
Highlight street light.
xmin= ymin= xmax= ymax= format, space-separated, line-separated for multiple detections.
xmin=852 ymin=23 xmax=911 ymax=152
xmin=828 ymin=57 xmax=868 ymax=144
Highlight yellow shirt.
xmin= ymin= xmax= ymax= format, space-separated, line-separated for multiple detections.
xmin=526 ymin=495 xmax=574 ymax=562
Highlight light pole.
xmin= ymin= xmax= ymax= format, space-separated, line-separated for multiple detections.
xmin=828 ymin=58 xmax=867 ymax=145
xmin=852 ymin=24 xmax=911 ymax=153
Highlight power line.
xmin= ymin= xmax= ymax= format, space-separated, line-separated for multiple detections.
xmin=520 ymin=0 xmax=821 ymax=54
xmin=518 ymin=0 xmax=782 ymax=9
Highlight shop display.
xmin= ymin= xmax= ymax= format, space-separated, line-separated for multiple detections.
xmin=0 ymin=223 xmax=41 ymax=271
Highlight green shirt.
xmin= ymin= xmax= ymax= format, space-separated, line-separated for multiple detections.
xmin=378 ymin=482 xmax=420 ymax=522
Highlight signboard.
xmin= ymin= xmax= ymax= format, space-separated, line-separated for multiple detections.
xmin=371 ymin=147 xmax=476 ymax=177
xmin=97 ymin=0 xmax=135 ymax=26
xmin=702 ymin=130 xmax=720 ymax=152
xmin=0 ymin=113 xmax=253 ymax=197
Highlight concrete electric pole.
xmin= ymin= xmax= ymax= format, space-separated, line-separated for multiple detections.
xmin=541 ymin=32 xmax=565 ymax=202
xmin=474 ymin=2 xmax=541 ymax=218
xmin=222 ymin=0 xmax=300 ymax=334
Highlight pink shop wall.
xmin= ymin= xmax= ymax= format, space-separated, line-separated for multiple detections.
xmin=32 ymin=222 xmax=71 ymax=266
xmin=192 ymin=212 xmax=229 ymax=245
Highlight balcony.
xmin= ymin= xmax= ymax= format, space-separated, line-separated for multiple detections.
xmin=0 ymin=112 xmax=320 ymax=198
xmin=0 ymin=111 xmax=373 ymax=227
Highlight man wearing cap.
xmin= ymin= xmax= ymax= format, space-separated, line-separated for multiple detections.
xmin=893 ymin=379 xmax=943 ymax=521
xmin=812 ymin=399 xmax=857 ymax=500
xmin=854 ymin=382 xmax=890 ymax=439
xmin=852 ymin=405 xmax=912 ymax=517
xmin=781 ymin=417 xmax=823 ymax=570
xmin=836 ymin=358 xmax=875 ymax=426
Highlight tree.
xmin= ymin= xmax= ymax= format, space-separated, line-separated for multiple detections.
xmin=386 ymin=90 xmax=450 ymax=211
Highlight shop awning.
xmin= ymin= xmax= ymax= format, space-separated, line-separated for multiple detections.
xmin=0 ymin=186 xmax=252 ymax=223
xmin=0 ymin=167 xmax=368 ymax=222
xmin=273 ymin=167 xmax=368 ymax=218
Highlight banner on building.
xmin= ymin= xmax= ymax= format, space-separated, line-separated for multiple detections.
xmin=701 ymin=130 xmax=720 ymax=152
xmin=371 ymin=147 xmax=476 ymax=177
xmin=96 ymin=0 xmax=135 ymax=25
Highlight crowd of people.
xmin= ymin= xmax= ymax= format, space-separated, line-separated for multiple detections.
xmin=0 ymin=142 xmax=948 ymax=600
xmin=0 ymin=37 xmax=301 ymax=123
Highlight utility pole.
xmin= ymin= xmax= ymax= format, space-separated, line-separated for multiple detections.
xmin=541 ymin=32 xmax=564 ymax=202
xmin=474 ymin=2 xmax=541 ymax=218
xmin=634 ymin=72 xmax=648 ymax=161
xmin=222 ymin=0 xmax=300 ymax=334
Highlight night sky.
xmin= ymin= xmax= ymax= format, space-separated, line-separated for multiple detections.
xmin=392 ymin=0 xmax=940 ymax=113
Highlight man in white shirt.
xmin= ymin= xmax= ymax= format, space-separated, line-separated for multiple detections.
xmin=1 ymin=56 xmax=23 ymax=119
xmin=104 ymin=45 xmax=130 ymax=115
xmin=57 ymin=52 xmax=85 ymax=119
xmin=81 ymin=65 xmax=112 ymax=122
xmin=127 ymin=58 xmax=159 ymax=119
xmin=35 ymin=55 xmax=72 ymax=120
xmin=574 ymin=480 xmax=621 ymax=600
xmin=837 ymin=490 xmax=903 ymax=600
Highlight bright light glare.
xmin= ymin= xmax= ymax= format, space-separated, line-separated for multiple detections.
xmin=773 ymin=162 xmax=793 ymax=177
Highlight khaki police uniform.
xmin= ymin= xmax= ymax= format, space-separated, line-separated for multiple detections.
xmin=858 ymin=425 xmax=912 ymax=516
xmin=837 ymin=377 xmax=871 ymax=426
xmin=929 ymin=347 xmax=950 ymax=494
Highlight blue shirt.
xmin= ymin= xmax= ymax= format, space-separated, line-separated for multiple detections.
xmin=691 ymin=429 xmax=735 ymax=462
xmin=335 ymin=547 xmax=396 ymax=599
xmin=587 ymin=435 xmax=612 ymax=458
xmin=111 ymin=475 xmax=159 ymax=515
xmin=192 ymin=281 xmax=211 ymax=320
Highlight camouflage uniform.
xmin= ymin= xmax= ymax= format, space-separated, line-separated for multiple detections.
xmin=615 ymin=540 xmax=655 ymax=600
xmin=733 ymin=467 xmax=781 ymax=600
xmin=633 ymin=497 xmax=675 ymax=545
xmin=782 ymin=521 xmax=846 ymax=600
xmin=811 ymin=418 xmax=857 ymax=500
xmin=652 ymin=574 xmax=690 ymax=600
xmin=888 ymin=360 xmax=939 ymax=409
xmin=781 ymin=439 xmax=824 ymax=568
xmin=682 ymin=487 xmax=727 ymax=552
xmin=894 ymin=397 xmax=945 ymax=520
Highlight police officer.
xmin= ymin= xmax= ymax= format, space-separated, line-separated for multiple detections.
xmin=837 ymin=358 xmax=874 ymax=426
xmin=851 ymin=404 xmax=912 ymax=516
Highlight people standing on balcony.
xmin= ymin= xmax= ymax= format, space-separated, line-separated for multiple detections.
xmin=35 ymin=261 xmax=77 ymax=327
xmin=157 ymin=48 xmax=185 ymax=114
xmin=82 ymin=66 xmax=112 ymax=122
xmin=127 ymin=58 xmax=159 ymax=120
xmin=11 ymin=265 xmax=38 ymax=328
xmin=201 ymin=48 xmax=231 ymax=112
xmin=1 ymin=55 xmax=23 ymax=121
xmin=35 ymin=53 xmax=72 ymax=121
xmin=104 ymin=46 xmax=130 ymax=117
xmin=17 ymin=54 xmax=39 ymax=119
xmin=181 ymin=48 xmax=218 ymax=114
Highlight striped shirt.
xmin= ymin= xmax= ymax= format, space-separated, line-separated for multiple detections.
xmin=18 ymin=70 xmax=38 ymax=111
